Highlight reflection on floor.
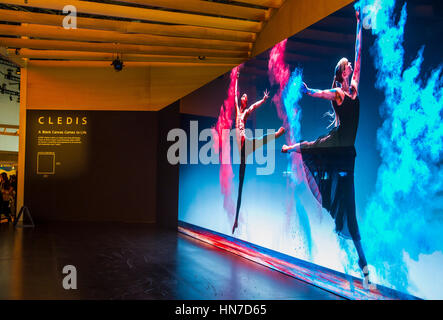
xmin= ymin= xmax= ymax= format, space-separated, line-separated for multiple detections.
xmin=0 ymin=222 xmax=341 ymax=300
xmin=179 ymin=222 xmax=419 ymax=300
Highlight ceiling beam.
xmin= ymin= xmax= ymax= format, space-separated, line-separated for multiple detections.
xmin=0 ymin=9 xmax=255 ymax=42
xmin=0 ymin=46 xmax=26 ymax=67
xmin=233 ymin=0 xmax=285 ymax=8
xmin=0 ymin=24 xmax=252 ymax=51
xmin=0 ymin=37 xmax=250 ymax=58
xmin=117 ymin=0 xmax=269 ymax=21
xmin=0 ymin=0 xmax=262 ymax=32
xmin=25 ymin=60 xmax=237 ymax=69
xmin=9 ymin=49 xmax=247 ymax=65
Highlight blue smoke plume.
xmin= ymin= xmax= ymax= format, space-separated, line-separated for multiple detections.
xmin=281 ymin=68 xmax=315 ymax=257
xmin=282 ymin=68 xmax=304 ymax=146
xmin=355 ymin=0 xmax=443 ymax=295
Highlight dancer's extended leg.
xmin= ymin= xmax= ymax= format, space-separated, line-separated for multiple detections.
xmin=233 ymin=148 xmax=246 ymax=234
xmin=354 ymin=239 xmax=368 ymax=271
xmin=232 ymin=127 xmax=285 ymax=234
xmin=247 ymin=126 xmax=286 ymax=157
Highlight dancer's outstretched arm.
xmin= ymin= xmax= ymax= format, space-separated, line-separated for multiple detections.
xmin=351 ymin=9 xmax=362 ymax=97
xmin=245 ymin=89 xmax=270 ymax=116
xmin=302 ymin=83 xmax=345 ymax=104
xmin=235 ymin=71 xmax=240 ymax=112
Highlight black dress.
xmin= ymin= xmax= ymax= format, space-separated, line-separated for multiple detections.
xmin=300 ymin=94 xmax=361 ymax=240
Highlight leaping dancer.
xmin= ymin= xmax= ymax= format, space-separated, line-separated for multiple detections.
xmin=281 ymin=9 xmax=370 ymax=285
xmin=232 ymin=71 xmax=286 ymax=234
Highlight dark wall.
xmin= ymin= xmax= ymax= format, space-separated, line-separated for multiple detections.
xmin=156 ymin=101 xmax=180 ymax=229
xmin=25 ymin=110 xmax=159 ymax=223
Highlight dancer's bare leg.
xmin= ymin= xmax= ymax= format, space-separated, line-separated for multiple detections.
xmin=247 ymin=126 xmax=286 ymax=157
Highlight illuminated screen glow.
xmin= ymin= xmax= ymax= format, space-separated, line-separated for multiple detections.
xmin=178 ymin=0 xmax=443 ymax=300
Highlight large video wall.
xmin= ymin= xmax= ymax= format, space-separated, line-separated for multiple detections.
xmin=178 ymin=0 xmax=443 ymax=299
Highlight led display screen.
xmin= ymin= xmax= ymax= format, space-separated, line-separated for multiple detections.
xmin=178 ymin=0 xmax=442 ymax=299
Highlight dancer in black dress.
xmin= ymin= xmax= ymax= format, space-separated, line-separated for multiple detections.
xmin=281 ymin=9 xmax=370 ymax=285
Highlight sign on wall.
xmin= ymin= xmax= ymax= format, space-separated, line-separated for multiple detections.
xmin=26 ymin=110 xmax=89 ymax=179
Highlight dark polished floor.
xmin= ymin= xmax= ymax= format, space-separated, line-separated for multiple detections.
xmin=0 ymin=222 xmax=342 ymax=300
